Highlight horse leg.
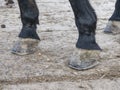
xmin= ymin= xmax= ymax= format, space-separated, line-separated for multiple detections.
xmin=12 ymin=0 xmax=40 ymax=55
xmin=68 ymin=0 xmax=101 ymax=70
xmin=104 ymin=0 xmax=120 ymax=34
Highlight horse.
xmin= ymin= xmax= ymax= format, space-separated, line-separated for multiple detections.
xmin=5 ymin=0 xmax=120 ymax=70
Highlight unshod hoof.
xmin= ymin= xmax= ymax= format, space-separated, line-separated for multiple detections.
xmin=11 ymin=38 xmax=39 ymax=55
xmin=104 ymin=21 xmax=120 ymax=34
xmin=68 ymin=49 xmax=100 ymax=71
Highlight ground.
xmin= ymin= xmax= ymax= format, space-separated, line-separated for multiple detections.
xmin=0 ymin=0 xmax=120 ymax=90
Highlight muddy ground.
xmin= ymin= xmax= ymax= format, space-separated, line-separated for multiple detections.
xmin=0 ymin=0 xmax=120 ymax=90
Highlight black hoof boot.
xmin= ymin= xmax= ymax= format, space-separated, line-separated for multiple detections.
xmin=11 ymin=38 xmax=39 ymax=55
xmin=104 ymin=21 xmax=120 ymax=34
xmin=68 ymin=49 xmax=100 ymax=71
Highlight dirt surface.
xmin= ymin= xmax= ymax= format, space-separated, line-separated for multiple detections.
xmin=0 ymin=0 xmax=120 ymax=89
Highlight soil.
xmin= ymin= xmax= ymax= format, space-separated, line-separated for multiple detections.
xmin=0 ymin=0 xmax=120 ymax=89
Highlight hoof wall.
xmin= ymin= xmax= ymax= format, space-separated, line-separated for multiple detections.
xmin=104 ymin=21 xmax=120 ymax=34
xmin=11 ymin=38 xmax=39 ymax=56
xmin=68 ymin=59 xmax=99 ymax=71
xmin=68 ymin=49 xmax=100 ymax=71
xmin=104 ymin=21 xmax=113 ymax=33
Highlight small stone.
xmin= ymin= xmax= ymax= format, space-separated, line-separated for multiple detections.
xmin=1 ymin=24 xmax=6 ymax=28
xmin=47 ymin=58 xmax=50 ymax=61
xmin=38 ymin=53 xmax=42 ymax=56
xmin=73 ymin=72 xmax=78 ymax=75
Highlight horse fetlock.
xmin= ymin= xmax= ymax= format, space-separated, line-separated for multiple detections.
xmin=11 ymin=38 xmax=39 ymax=55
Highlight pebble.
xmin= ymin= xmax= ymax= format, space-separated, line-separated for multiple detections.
xmin=38 ymin=53 xmax=42 ymax=56
xmin=1 ymin=24 xmax=6 ymax=28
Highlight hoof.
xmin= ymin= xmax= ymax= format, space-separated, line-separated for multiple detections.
xmin=68 ymin=49 xmax=100 ymax=71
xmin=11 ymin=38 xmax=39 ymax=55
xmin=104 ymin=21 xmax=113 ymax=33
xmin=104 ymin=21 xmax=120 ymax=34
xmin=68 ymin=59 xmax=99 ymax=71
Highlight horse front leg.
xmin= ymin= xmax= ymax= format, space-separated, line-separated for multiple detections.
xmin=11 ymin=0 xmax=40 ymax=55
xmin=68 ymin=0 xmax=101 ymax=70
xmin=104 ymin=0 xmax=120 ymax=34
